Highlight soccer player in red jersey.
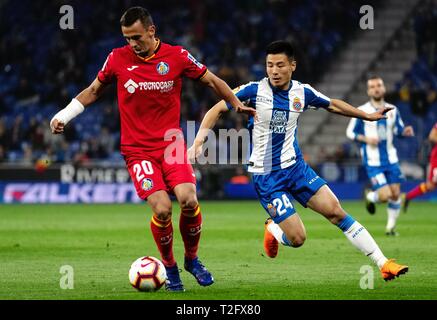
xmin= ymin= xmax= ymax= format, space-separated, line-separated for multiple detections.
xmin=50 ymin=7 xmax=255 ymax=292
xmin=403 ymin=122 xmax=437 ymax=212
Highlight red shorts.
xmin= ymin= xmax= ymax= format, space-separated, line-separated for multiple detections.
xmin=429 ymin=160 xmax=437 ymax=183
xmin=124 ymin=146 xmax=196 ymax=200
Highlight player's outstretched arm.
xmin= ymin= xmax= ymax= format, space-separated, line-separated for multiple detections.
xmin=50 ymin=77 xmax=108 ymax=134
xmin=199 ymin=71 xmax=256 ymax=117
xmin=328 ymin=99 xmax=392 ymax=121
xmin=187 ymin=100 xmax=229 ymax=162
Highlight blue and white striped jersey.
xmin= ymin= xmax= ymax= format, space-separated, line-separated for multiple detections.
xmin=226 ymin=78 xmax=331 ymax=173
xmin=346 ymin=102 xmax=405 ymax=167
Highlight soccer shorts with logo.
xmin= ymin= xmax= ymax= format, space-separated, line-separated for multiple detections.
xmin=124 ymin=149 xmax=196 ymax=200
xmin=252 ymin=159 xmax=327 ymax=224
xmin=365 ymin=163 xmax=404 ymax=190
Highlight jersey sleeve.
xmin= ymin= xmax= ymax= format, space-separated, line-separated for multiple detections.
xmin=97 ymin=51 xmax=116 ymax=84
xmin=303 ymin=84 xmax=331 ymax=110
xmin=180 ymin=48 xmax=208 ymax=80
xmin=393 ymin=108 xmax=405 ymax=137
xmin=225 ymin=83 xmax=258 ymax=110
xmin=346 ymin=117 xmax=364 ymax=142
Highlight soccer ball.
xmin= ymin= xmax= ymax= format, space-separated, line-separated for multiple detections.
xmin=129 ymin=256 xmax=167 ymax=292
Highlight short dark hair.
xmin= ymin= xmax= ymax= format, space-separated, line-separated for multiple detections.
xmin=367 ymin=75 xmax=383 ymax=81
xmin=266 ymin=40 xmax=295 ymax=60
xmin=120 ymin=7 xmax=153 ymax=28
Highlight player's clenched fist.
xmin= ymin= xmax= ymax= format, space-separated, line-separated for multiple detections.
xmin=50 ymin=119 xmax=65 ymax=134
xmin=49 ymin=98 xmax=85 ymax=135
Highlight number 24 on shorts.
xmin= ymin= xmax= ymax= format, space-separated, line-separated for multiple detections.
xmin=273 ymin=194 xmax=293 ymax=216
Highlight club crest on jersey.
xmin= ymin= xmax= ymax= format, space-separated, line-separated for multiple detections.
xmin=156 ymin=62 xmax=169 ymax=75
xmin=141 ymin=178 xmax=154 ymax=191
xmin=267 ymin=203 xmax=277 ymax=217
xmin=292 ymin=97 xmax=302 ymax=111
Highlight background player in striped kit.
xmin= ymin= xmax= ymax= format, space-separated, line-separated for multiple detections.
xmin=346 ymin=77 xmax=414 ymax=235
xmin=189 ymin=41 xmax=408 ymax=281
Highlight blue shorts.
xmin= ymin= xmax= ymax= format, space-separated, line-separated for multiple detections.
xmin=252 ymin=160 xmax=326 ymax=224
xmin=365 ymin=163 xmax=405 ymax=190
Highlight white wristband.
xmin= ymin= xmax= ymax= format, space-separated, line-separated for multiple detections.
xmin=50 ymin=98 xmax=85 ymax=127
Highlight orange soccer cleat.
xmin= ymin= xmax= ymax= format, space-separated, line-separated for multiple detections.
xmin=380 ymin=259 xmax=409 ymax=281
xmin=264 ymin=218 xmax=279 ymax=258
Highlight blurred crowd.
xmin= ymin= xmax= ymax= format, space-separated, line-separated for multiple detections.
xmin=1 ymin=0 xmax=435 ymax=169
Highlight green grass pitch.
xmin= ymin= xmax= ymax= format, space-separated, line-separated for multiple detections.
xmin=0 ymin=201 xmax=436 ymax=300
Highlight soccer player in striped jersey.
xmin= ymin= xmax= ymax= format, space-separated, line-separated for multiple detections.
xmin=346 ymin=77 xmax=414 ymax=235
xmin=189 ymin=41 xmax=408 ymax=281
xmin=403 ymin=122 xmax=437 ymax=211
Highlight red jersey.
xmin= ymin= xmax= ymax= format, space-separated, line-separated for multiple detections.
xmin=97 ymin=40 xmax=207 ymax=155
xmin=431 ymin=122 xmax=437 ymax=162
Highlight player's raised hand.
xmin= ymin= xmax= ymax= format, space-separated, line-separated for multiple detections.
xmin=234 ymin=101 xmax=257 ymax=118
xmin=50 ymin=119 xmax=65 ymax=134
xmin=403 ymin=126 xmax=415 ymax=137
xmin=367 ymin=106 xmax=393 ymax=121
xmin=365 ymin=137 xmax=379 ymax=146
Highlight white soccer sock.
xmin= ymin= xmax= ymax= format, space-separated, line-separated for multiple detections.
xmin=386 ymin=198 xmax=401 ymax=231
xmin=343 ymin=221 xmax=388 ymax=269
xmin=366 ymin=191 xmax=379 ymax=203
xmin=267 ymin=221 xmax=290 ymax=246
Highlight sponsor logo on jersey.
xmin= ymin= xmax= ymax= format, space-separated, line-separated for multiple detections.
xmin=267 ymin=203 xmax=277 ymax=217
xmin=138 ymin=81 xmax=174 ymax=92
xmin=124 ymin=79 xmax=174 ymax=93
xmin=292 ymin=97 xmax=302 ymax=111
xmin=156 ymin=61 xmax=170 ymax=75
xmin=124 ymin=79 xmax=139 ymax=94
xmin=141 ymin=178 xmax=153 ymax=191
xmin=256 ymin=96 xmax=273 ymax=103
xmin=269 ymin=110 xmax=288 ymax=134
xmin=127 ymin=65 xmax=139 ymax=71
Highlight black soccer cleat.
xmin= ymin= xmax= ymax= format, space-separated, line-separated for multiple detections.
xmin=385 ymin=228 xmax=399 ymax=236
xmin=366 ymin=200 xmax=376 ymax=215
xmin=364 ymin=189 xmax=376 ymax=215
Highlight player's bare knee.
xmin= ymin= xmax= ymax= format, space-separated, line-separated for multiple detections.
xmin=153 ymin=206 xmax=172 ymax=220
xmin=379 ymin=189 xmax=391 ymax=202
xmin=390 ymin=192 xmax=400 ymax=201
xmin=179 ymin=196 xmax=198 ymax=211
xmin=291 ymin=235 xmax=306 ymax=248
xmin=148 ymin=198 xmax=172 ymax=220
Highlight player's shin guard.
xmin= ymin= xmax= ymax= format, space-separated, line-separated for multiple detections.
xmin=406 ymin=183 xmax=427 ymax=200
xmin=179 ymin=204 xmax=202 ymax=260
xmin=150 ymin=215 xmax=176 ymax=268
xmin=386 ymin=198 xmax=401 ymax=232
xmin=337 ymin=214 xmax=388 ymax=269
